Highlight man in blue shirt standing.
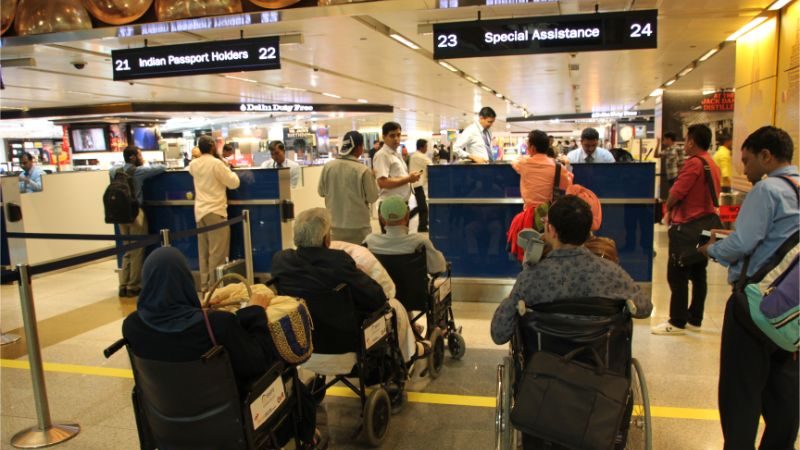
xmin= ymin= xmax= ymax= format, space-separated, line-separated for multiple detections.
xmin=18 ymin=152 xmax=44 ymax=193
xmin=110 ymin=146 xmax=166 ymax=297
xmin=699 ymin=126 xmax=799 ymax=450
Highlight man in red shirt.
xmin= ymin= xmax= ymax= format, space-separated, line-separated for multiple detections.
xmin=653 ymin=124 xmax=721 ymax=335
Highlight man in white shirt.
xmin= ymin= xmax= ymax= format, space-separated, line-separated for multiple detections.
xmin=365 ymin=195 xmax=446 ymax=274
xmin=567 ymin=128 xmax=616 ymax=164
xmin=260 ymin=141 xmax=300 ymax=188
xmin=188 ymin=135 xmax=241 ymax=290
xmin=454 ymin=107 xmax=497 ymax=164
xmin=408 ymin=139 xmax=432 ymax=232
xmin=373 ymin=122 xmax=420 ymax=230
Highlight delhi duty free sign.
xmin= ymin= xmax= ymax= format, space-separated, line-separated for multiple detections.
xmin=433 ymin=10 xmax=657 ymax=59
xmin=111 ymin=36 xmax=280 ymax=81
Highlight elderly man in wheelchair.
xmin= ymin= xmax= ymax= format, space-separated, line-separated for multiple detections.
xmin=491 ymin=195 xmax=654 ymax=450
xmin=365 ymin=194 xmax=466 ymax=378
xmin=270 ymin=208 xmax=431 ymax=446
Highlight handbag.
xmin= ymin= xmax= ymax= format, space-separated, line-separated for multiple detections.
xmin=668 ymin=157 xmax=722 ymax=267
xmin=510 ymin=346 xmax=631 ymax=450
xmin=204 ymin=274 xmax=314 ymax=365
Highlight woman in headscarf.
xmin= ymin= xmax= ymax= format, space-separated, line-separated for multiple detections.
xmin=122 ymin=247 xmax=326 ymax=449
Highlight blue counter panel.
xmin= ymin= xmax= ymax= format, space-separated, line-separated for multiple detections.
xmin=227 ymin=169 xmax=281 ymax=200
xmin=571 ymin=163 xmax=655 ymax=199
xmin=228 ymin=205 xmax=283 ymax=274
xmin=142 ymin=171 xmax=195 ymax=201
xmin=1 ymin=206 xmax=9 ymax=266
xmin=429 ymin=164 xmax=520 ymax=199
xmin=143 ymin=205 xmax=202 ymax=269
xmin=594 ymin=204 xmax=654 ymax=282
xmin=429 ymin=204 xmax=522 ymax=278
xmin=142 ymin=168 xmax=282 ymax=201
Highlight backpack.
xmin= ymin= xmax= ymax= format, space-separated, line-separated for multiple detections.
xmin=739 ymin=176 xmax=800 ymax=351
xmin=104 ymin=166 xmax=139 ymax=224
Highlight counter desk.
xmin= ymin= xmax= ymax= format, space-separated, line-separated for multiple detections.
xmin=142 ymin=167 xmax=293 ymax=278
xmin=428 ymin=162 xmax=655 ymax=301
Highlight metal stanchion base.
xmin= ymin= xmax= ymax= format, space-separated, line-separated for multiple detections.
xmin=1 ymin=333 xmax=21 ymax=345
xmin=11 ymin=424 xmax=80 ymax=448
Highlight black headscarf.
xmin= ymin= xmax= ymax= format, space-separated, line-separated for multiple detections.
xmin=137 ymin=247 xmax=203 ymax=333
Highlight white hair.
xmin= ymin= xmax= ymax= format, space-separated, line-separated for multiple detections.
xmin=293 ymin=208 xmax=331 ymax=248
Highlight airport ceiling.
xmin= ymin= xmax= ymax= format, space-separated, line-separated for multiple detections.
xmin=0 ymin=0 xmax=771 ymax=135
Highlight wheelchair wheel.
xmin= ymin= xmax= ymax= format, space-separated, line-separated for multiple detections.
xmin=495 ymin=356 xmax=513 ymax=450
xmin=447 ymin=332 xmax=466 ymax=360
xmin=363 ymin=387 xmax=391 ymax=447
xmin=427 ymin=327 xmax=446 ymax=379
xmin=625 ymin=358 xmax=652 ymax=450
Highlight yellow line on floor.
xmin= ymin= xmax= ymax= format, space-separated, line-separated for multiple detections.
xmin=1 ymin=359 xmax=720 ymax=421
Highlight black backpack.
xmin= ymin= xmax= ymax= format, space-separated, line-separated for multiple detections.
xmin=104 ymin=166 xmax=139 ymax=224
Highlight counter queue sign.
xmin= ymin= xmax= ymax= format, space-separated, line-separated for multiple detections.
xmin=433 ymin=9 xmax=658 ymax=60
xmin=111 ymin=36 xmax=281 ymax=81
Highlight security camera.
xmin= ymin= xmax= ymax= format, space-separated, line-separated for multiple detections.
xmin=71 ymin=60 xmax=87 ymax=70
xmin=313 ymin=67 xmax=319 ymax=72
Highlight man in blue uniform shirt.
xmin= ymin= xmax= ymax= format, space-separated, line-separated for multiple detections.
xmin=18 ymin=152 xmax=44 ymax=193
xmin=699 ymin=126 xmax=799 ymax=450
xmin=567 ymin=128 xmax=615 ymax=164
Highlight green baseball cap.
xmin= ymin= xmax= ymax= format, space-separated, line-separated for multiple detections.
xmin=379 ymin=195 xmax=408 ymax=222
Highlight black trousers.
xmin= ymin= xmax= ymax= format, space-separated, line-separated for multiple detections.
xmin=667 ymin=257 xmax=708 ymax=327
xmin=411 ymin=186 xmax=429 ymax=232
xmin=719 ymin=297 xmax=799 ymax=449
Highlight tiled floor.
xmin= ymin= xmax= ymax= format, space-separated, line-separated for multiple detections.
xmin=0 ymin=225 xmax=776 ymax=449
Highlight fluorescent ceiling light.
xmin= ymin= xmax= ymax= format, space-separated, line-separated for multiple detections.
xmin=678 ymin=66 xmax=694 ymax=77
xmin=480 ymin=85 xmax=493 ymax=92
xmin=438 ymin=61 xmax=458 ymax=72
xmin=322 ymin=92 xmax=341 ymax=98
xmin=284 ymin=86 xmax=306 ymax=91
xmin=664 ymin=79 xmax=676 ymax=87
xmin=727 ymin=16 xmax=768 ymax=41
xmin=389 ymin=33 xmax=420 ymax=50
xmin=464 ymin=75 xmax=479 ymax=84
xmin=225 ymin=75 xmax=257 ymax=83
xmin=649 ymin=88 xmax=664 ymax=97
xmin=769 ymin=0 xmax=792 ymax=10
xmin=495 ymin=92 xmax=503 ymax=98
xmin=698 ymin=47 xmax=719 ymax=62
xmin=702 ymin=89 xmax=717 ymax=95
xmin=357 ymin=99 xmax=369 ymax=103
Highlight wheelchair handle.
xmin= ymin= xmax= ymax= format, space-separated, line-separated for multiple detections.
xmin=103 ymin=338 xmax=126 ymax=359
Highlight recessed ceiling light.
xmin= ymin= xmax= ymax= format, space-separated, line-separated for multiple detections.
xmin=284 ymin=86 xmax=306 ymax=92
xmin=698 ymin=47 xmax=719 ymax=62
xmin=702 ymin=89 xmax=717 ymax=95
xmin=495 ymin=92 xmax=503 ymax=98
xmin=650 ymin=88 xmax=664 ymax=97
xmin=322 ymin=92 xmax=341 ymax=98
xmin=357 ymin=99 xmax=369 ymax=103
xmin=480 ymin=85 xmax=493 ymax=92
xmin=678 ymin=66 xmax=694 ymax=77
xmin=769 ymin=0 xmax=792 ymax=10
xmin=464 ymin=75 xmax=479 ymax=84
xmin=438 ymin=61 xmax=458 ymax=72
xmin=727 ymin=16 xmax=768 ymax=41
xmin=224 ymin=75 xmax=257 ymax=83
xmin=664 ymin=79 xmax=676 ymax=87
xmin=389 ymin=33 xmax=420 ymax=50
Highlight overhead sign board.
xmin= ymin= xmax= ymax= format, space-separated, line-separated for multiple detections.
xmin=111 ymin=36 xmax=280 ymax=81
xmin=433 ymin=10 xmax=657 ymax=59
xmin=701 ymin=91 xmax=735 ymax=112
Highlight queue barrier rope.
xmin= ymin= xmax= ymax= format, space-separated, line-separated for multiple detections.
xmin=6 ymin=232 xmax=154 ymax=241
xmin=169 ymin=215 xmax=244 ymax=240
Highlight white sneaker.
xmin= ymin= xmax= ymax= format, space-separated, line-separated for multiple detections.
xmin=686 ymin=322 xmax=702 ymax=331
xmin=651 ymin=321 xmax=686 ymax=335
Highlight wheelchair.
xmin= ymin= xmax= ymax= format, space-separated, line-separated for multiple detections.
xmin=270 ymin=279 xmax=408 ymax=447
xmin=372 ymin=245 xmax=466 ymax=378
xmin=495 ymin=298 xmax=652 ymax=450
xmin=103 ymin=338 xmax=305 ymax=450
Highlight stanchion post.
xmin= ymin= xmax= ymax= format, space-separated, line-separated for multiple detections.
xmin=11 ymin=264 xmax=79 ymax=448
xmin=242 ymin=210 xmax=254 ymax=284
xmin=160 ymin=229 xmax=171 ymax=247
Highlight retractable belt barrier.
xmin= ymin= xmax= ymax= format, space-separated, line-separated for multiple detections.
xmin=3 ymin=211 xmax=254 ymax=448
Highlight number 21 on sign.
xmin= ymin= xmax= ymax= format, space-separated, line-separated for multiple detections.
xmin=115 ymin=59 xmax=131 ymax=71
